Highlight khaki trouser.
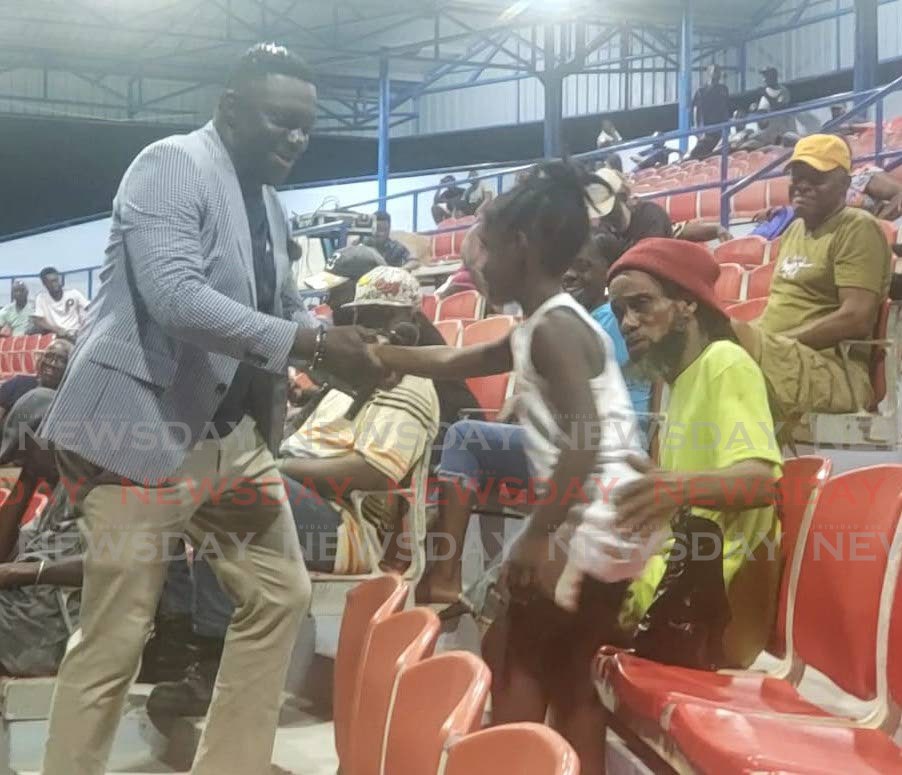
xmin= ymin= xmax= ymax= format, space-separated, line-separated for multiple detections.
xmin=43 ymin=416 xmax=311 ymax=775
xmin=746 ymin=326 xmax=874 ymax=421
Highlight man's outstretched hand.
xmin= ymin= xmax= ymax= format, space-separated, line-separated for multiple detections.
xmin=293 ymin=325 xmax=385 ymax=387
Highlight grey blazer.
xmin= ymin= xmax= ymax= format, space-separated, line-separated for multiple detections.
xmin=40 ymin=122 xmax=313 ymax=482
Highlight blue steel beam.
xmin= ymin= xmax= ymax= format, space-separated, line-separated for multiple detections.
xmin=678 ymin=0 xmax=694 ymax=154
xmin=377 ymin=57 xmax=391 ymax=209
xmin=854 ymin=0 xmax=879 ymax=92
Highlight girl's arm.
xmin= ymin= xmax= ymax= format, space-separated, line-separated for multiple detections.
xmin=374 ymin=333 xmax=513 ymax=381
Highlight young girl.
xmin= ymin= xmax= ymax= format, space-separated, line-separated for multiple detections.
xmin=374 ymin=161 xmax=668 ymax=772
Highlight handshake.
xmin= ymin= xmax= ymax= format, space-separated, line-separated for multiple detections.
xmin=292 ymin=322 xmax=419 ymax=393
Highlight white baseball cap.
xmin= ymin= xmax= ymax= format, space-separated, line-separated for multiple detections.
xmin=343 ymin=266 xmax=422 ymax=308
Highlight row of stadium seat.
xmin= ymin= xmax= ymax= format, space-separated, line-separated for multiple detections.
xmin=0 ymin=333 xmax=55 ymax=381
xmin=596 ymin=459 xmax=902 ymax=774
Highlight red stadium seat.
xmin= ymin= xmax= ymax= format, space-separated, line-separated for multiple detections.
xmin=461 ymin=315 xmax=517 ymax=346
xmin=698 ymin=188 xmax=721 ymax=220
xmin=595 ymin=458 xmax=832 ymax=731
xmin=421 ymin=294 xmax=438 ymax=322
xmin=431 ymin=218 xmax=458 ymax=262
xmin=877 ymin=219 xmax=898 ymax=246
xmin=37 ymin=333 xmax=55 ymax=350
xmin=767 ymin=176 xmax=792 ymax=208
xmin=19 ymin=491 xmax=50 ymax=528
xmin=443 ymin=724 xmax=580 ymax=775
xmin=731 ymin=180 xmax=768 ymax=217
xmin=381 ymin=652 xmax=491 ymax=775
xmin=452 ymin=215 xmax=477 ymax=255
xmin=668 ymin=470 xmax=902 ymax=774
xmin=866 ymin=300 xmax=892 ymax=411
xmin=436 ymin=290 xmax=485 ymax=322
xmin=434 ymin=319 xmax=463 ymax=347
xmin=666 ymin=192 xmax=699 ymax=223
xmin=714 ymin=263 xmax=744 ymax=303
xmin=347 ymin=608 xmax=441 ymax=775
xmin=746 ymin=262 xmax=776 ymax=299
xmin=727 ymin=297 xmax=767 ymax=322
xmin=0 ymin=337 xmax=11 ymax=353
xmin=466 ymin=372 xmax=513 ymax=422
xmin=766 ymin=237 xmax=781 ymax=262
xmin=712 ymin=235 xmax=768 ymax=266
xmin=333 ymin=575 xmax=408 ymax=771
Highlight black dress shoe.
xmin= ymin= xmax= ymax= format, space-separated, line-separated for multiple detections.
xmin=145 ymin=657 xmax=219 ymax=718
xmin=138 ymin=613 xmax=197 ymax=684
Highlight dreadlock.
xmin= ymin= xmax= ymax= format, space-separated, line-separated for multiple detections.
xmin=481 ymin=159 xmax=601 ymax=276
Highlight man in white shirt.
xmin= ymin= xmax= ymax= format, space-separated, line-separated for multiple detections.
xmin=32 ymin=266 xmax=89 ymax=338
xmin=0 ymin=282 xmax=34 ymax=336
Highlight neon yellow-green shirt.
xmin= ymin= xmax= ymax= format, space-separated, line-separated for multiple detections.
xmin=619 ymin=340 xmax=784 ymax=667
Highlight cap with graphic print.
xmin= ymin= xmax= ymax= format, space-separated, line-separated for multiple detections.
xmin=343 ymin=266 xmax=421 ymax=308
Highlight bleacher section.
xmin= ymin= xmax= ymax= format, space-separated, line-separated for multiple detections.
xmin=0 ymin=334 xmax=54 ymax=381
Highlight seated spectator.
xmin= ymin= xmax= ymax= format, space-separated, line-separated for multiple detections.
xmin=0 ymin=339 xmax=72 ymax=428
xmin=596 ymin=117 xmax=622 ymax=150
xmin=589 ymin=168 xmax=673 ymax=248
xmin=689 ymin=64 xmax=730 ymax=160
xmin=735 ymin=67 xmax=796 ymax=150
xmin=461 ymin=169 xmax=494 ymax=215
xmin=0 ymin=282 xmax=34 ymax=336
xmin=0 ymin=379 xmax=83 ymax=677
xmin=32 ymin=267 xmax=88 ymax=338
xmin=361 ymin=211 xmax=411 ymax=267
xmin=562 ymin=232 xmax=651 ymax=418
xmin=145 ymin=267 xmax=440 ymax=715
xmin=432 ymin=174 xmax=465 ymax=224
xmin=630 ymin=132 xmax=672 ymax=170
xmin=607 ymin=238 xmax=782 ymax=673
xmin=733 ymin=134 xmax=891 ymax=420
xmin=302 ymin=244 xmax=384 ymax=324
xmin=753 ymin=141 xmax=902 ymax=238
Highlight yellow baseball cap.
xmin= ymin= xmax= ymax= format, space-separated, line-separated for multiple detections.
xmin=786 ymin=134 xmax=851 ymax=173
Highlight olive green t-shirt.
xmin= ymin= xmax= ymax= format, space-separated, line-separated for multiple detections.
xmin=759 ymin=207 xmax=890 ymax=366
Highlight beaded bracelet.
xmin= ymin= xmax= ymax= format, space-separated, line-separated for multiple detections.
xmin=311 ymin=325 xmax=328 ymax=371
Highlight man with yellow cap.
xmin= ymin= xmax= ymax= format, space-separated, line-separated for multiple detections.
xmin=732 ymin=133 xmax=891 ymax=420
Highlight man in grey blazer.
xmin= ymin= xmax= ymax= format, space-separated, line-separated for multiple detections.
xmin=41 ymin=44 xmax=379 ymax=775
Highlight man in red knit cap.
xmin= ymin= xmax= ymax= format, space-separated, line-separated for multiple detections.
xmin=608 ymin=237 xmax=783 ymax=670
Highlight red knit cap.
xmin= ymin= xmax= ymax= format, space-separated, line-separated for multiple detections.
xmin=607 ymin=238 xmax=728 ymax=317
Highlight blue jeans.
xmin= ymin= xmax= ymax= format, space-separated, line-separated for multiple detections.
xmin=162 ymin=476 xmax=341 ymax=638
xmin=437 ymin=420 xmax=531 ymax=491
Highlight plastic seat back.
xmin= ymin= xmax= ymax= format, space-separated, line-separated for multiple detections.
xmin=727 ymin=297 xmax=767 ymax=322
xmin=442 ymin=723 xmax=579 ymax=775
xmin=452 ymin=216 xmax=477 ymax=254
xmin=793 ymin=465 xmax=902 ymax=700
xmin=461 ymin=315 xmax=517 ymax=347
xmin=421 ymin=294 xmax=438 ymax=321
xmin=466 ymin=372 xmax=512 ymax=421
xmin=698 ymin=188 xmax=721 ymax=220
xmin=868 ymin=300 xmax=891 ymax=410
xmin=746 ymin=262 xmax=775 ymax=299
xmin=382 ymin=652 xmax=491 ymax=775
xmin=432 ymin=219 xmax=457 ymax=260
xmin=667 ymin=192 xmax=698 ymax=223
xmin=731 ymin=180 xmax=768 ymax=217
xmin=37 ymin=333 xmax=55 ymax=350
xmin=714 ymin=263 xmax=744 ymax=303
xmin=435 ymin=319 xmax=464 ymax=347
xmin=436 ymin=290 xmax=484 ymax=322
xmin=713 ymin=236 xmax=768 ymax=267
xmin=887 ymin=558 xmax=902 ymax=707
xmin=334 ymin=575 xmax=408 ymax=769
xmin=877 ymin=219 xmax=898 ymax=246
xmin=770 ymin=456 xmax=832 ymax=657
xmin=348 ymin=608 xmax=441 ymax=775
xmin=767 ymin=176 xmax=792 ymax=208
